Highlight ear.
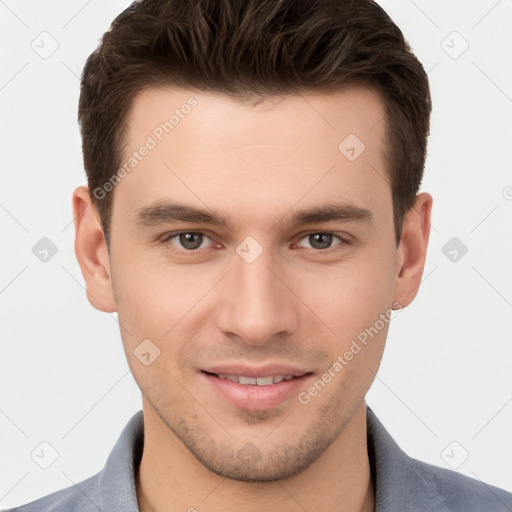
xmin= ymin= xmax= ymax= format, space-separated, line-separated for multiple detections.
xmin=72 ymin=186 xmax=116 ymax=313
xmin=392 ymin=192 xmax=433 ymax=308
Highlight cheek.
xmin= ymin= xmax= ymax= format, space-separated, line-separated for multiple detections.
xmin=110 ymin=253 xmax=213 ymax=368
xmin=111 ymin=246 xmax=192 ymax=326
xmin=299 ymin=254 xmax=396 ymax=336
xmin=292 ymin=248 xmax=396 ymax=391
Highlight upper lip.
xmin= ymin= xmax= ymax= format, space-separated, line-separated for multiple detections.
xmin=202 ymin=364 xmax=311 ymax=378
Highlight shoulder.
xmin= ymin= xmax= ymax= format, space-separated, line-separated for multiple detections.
xmin=406 ymin=455 xmax=512 ymax=511
xmin=3 ymin=472 xmax=101 ymax=512
xmin=366 ymin=406 xmax=512 ymax=511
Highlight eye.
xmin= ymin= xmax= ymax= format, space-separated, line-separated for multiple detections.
xmin=159 ymin=230 xmax=350 ymax=254
xmin=160 ymin=231 xmax=213 ymax=251
xmin=295 ymin=232 xmax=348 ymax=251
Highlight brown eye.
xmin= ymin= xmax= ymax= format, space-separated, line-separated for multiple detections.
xmin=179 ymin=233 xmax=204 ymax=250
xmin=162 ymin=231 xmax=211 ymax=251
xmin=297 ymin=233 xmax=345 ymax=250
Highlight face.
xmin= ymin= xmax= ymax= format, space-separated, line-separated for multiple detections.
xmin=75 ymin=85 xmax=430 ymax=482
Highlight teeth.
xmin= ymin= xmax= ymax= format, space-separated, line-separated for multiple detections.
xmin=216 ymin=374 xmax=295 ymax=385
xmin=239 ymin=376 xmax=257 ymax=385
xmin=256 ymin=376 xmax=274 ymax=386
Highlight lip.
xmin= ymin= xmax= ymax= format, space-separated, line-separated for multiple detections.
xmin=201 ymin=364 xmax=314 ymax=411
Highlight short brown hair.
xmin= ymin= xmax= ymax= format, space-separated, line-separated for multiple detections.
xmin=78 ymin=0 xmax=432 ymax=249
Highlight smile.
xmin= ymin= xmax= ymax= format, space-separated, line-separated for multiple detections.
xmin=202 ymin=369 xmax=314 ymax=410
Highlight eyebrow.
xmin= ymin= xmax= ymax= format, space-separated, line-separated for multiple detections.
xmin=133 ymin=199 xmax=374 ymax=229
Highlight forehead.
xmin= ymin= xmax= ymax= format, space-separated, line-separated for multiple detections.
xmin=114 ymin=85 xmax=390 ymax=226
xmin=125 ymin=85 xmax=388 ymax=150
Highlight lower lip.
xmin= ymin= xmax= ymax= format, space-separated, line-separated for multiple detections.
xmin=202 ymin=372 xmax=313 ymax=411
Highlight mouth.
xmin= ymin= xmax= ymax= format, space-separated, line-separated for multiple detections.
xmin=200 ymin=369 xmax=314 ymax=411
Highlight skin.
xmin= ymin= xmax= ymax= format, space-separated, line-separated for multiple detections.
xmin=73 ymin=85 xmax=432 ymax=512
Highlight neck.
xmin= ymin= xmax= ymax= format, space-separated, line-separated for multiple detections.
xmin=136 ymin=401 xmax=374 ymax=512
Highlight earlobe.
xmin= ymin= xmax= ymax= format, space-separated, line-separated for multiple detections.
xmin=392 ymin=192 xmax=433 ymax=308
xmin=72 ymin=186 xmax=117 ymax=313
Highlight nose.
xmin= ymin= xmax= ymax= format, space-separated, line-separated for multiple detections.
xmin=215 ymin=246 xmax=299 ymax=346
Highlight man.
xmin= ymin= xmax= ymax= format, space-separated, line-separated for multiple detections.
xmin=7 ymin=0 xmax=512 ymax=511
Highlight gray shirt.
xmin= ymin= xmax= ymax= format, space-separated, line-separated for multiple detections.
xmin=6 ymin=407 xmax=512 ymax=511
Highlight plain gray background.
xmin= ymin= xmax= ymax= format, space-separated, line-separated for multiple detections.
xmin=1 ymin=0 xmax=511 ymax=508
